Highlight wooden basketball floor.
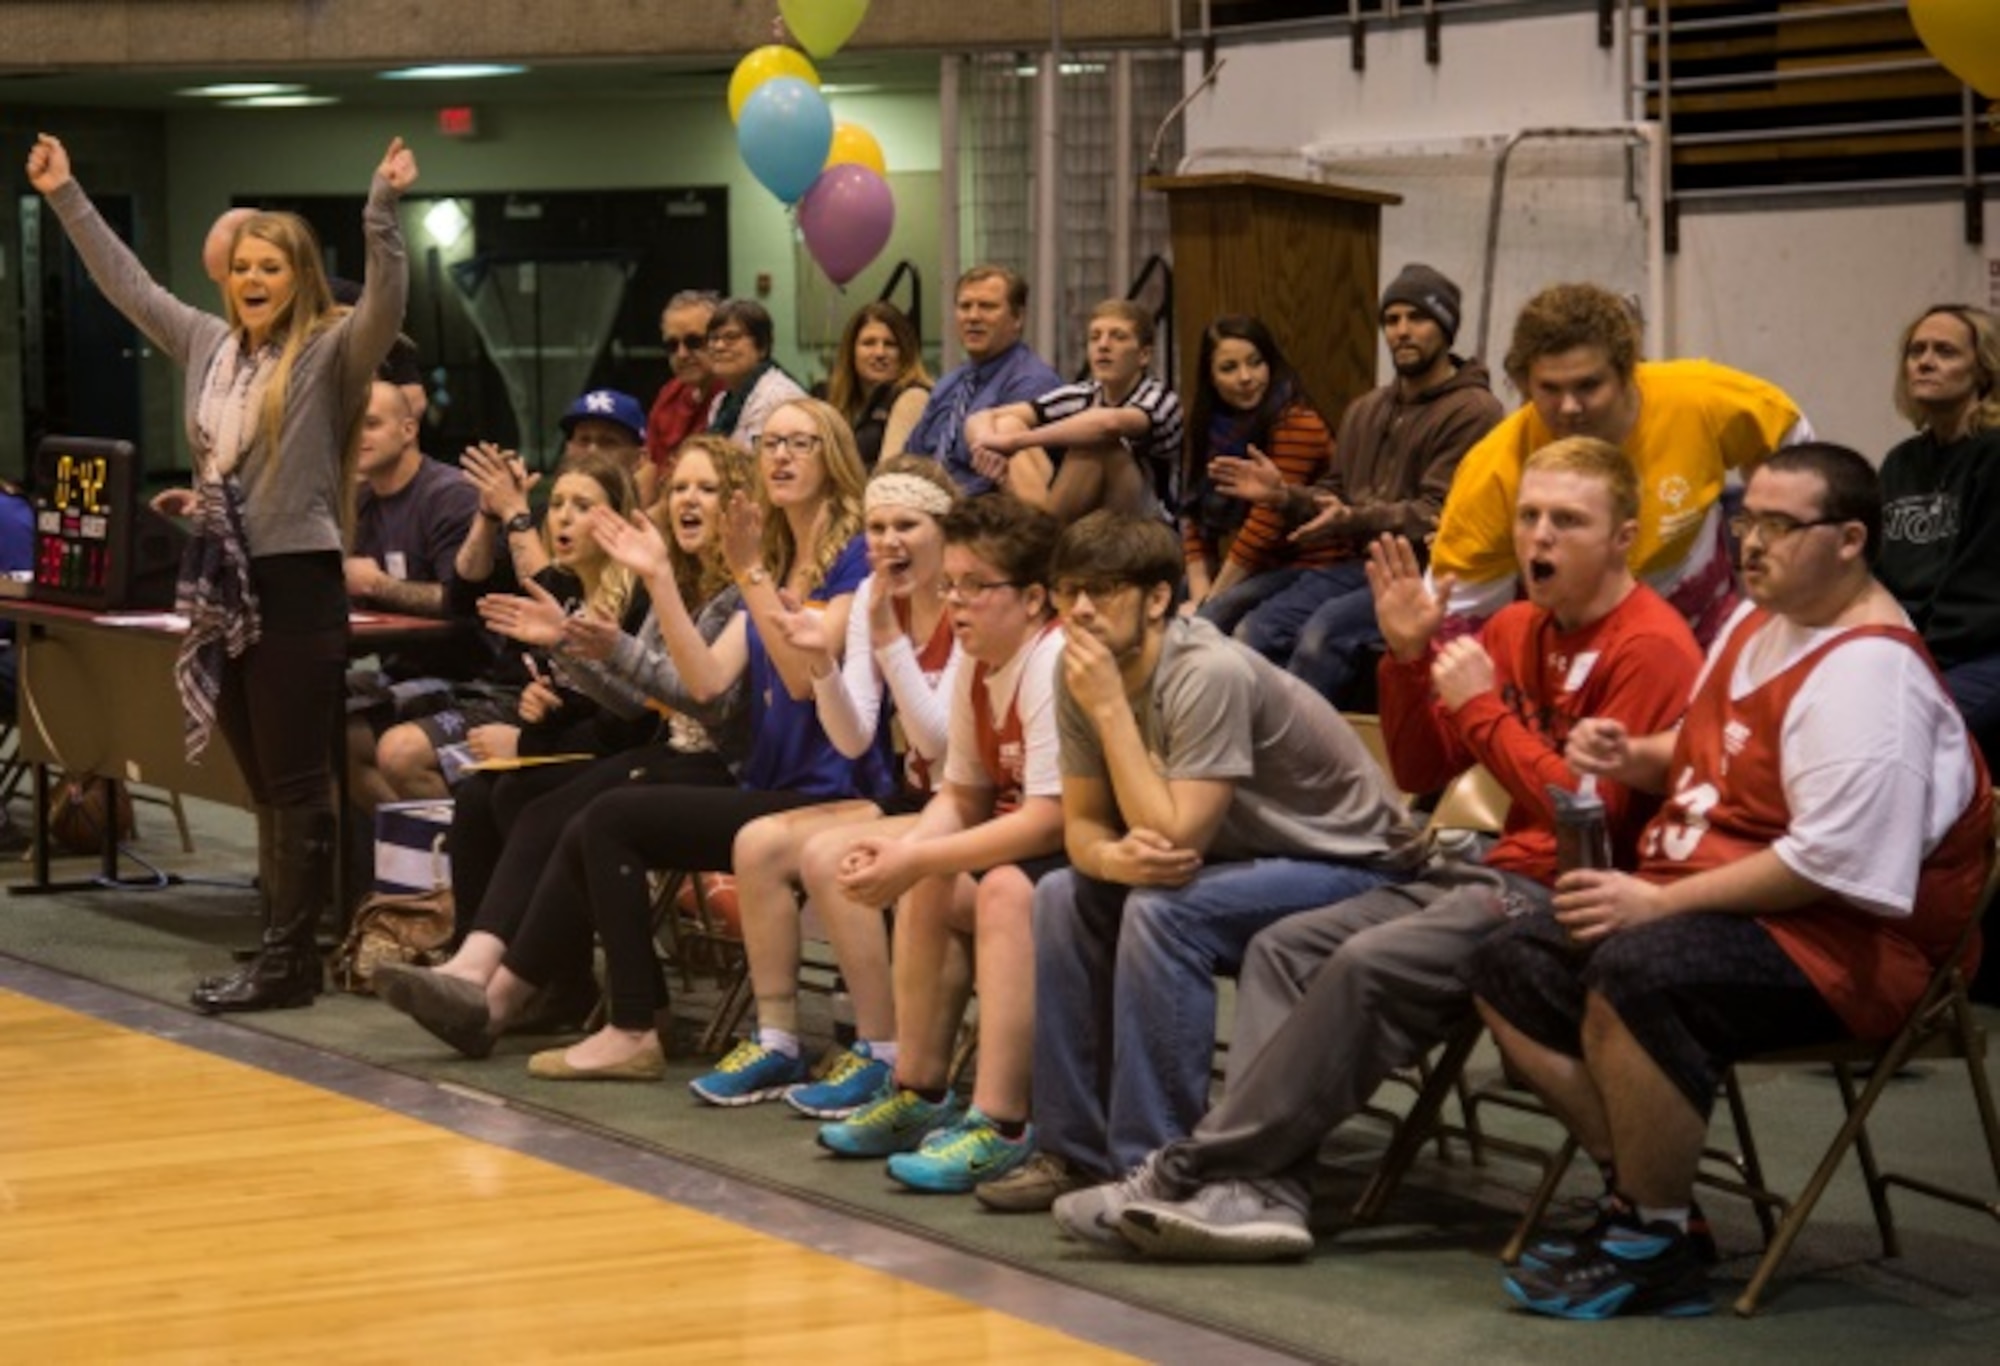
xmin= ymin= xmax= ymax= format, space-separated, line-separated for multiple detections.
xmin=0 ymin=968 xmax=1275 ymax=1361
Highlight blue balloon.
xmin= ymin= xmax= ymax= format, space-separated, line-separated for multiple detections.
xmin=737 ymin=77 xmax=834 ymax=205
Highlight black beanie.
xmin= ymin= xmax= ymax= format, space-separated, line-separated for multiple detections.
xmin=1380 ymin=263 xmax=1462 ymax=343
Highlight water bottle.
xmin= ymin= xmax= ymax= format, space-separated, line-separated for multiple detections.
xmin=1550 ymin=775 xmax=1613 ymax=875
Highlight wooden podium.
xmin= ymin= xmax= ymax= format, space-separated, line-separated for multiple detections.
xmin=1144 ymin=173 xmax=1402 ymax=429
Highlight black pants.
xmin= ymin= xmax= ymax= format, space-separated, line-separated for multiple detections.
xmin=452 ymin=746 xmax=735 ymax=947
xmin=214 ymin=554 xmax=346 ymax=812
xmin=503 ymin=783 xmax=822 ymax=1030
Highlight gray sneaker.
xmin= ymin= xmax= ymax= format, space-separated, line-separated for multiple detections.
xmin=1052 ymin=1154 xmax=1174 ymax=1249
xmin=1119 ymin=1178 xmax=1314 ymax=1262
xmin=974 ymin=1151 xmax=1095 ymax=1213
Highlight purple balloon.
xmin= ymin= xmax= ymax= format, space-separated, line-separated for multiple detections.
xmin=798 ymin=165 xmax=895 ymax=286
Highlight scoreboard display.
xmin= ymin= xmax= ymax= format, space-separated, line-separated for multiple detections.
xmin=31 ymin=436 xmax=182 ymax=610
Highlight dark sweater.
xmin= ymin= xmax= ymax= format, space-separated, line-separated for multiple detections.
xmin=1879 ymin=426 xmax=2000 ymax=668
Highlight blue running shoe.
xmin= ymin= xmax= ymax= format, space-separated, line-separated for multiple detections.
xmin=688 ymin=1039 xmax=807 ymax=1106
xmin=887 ymin=1110 xmax=1034 ymax=1193
xmin=817 ymin=1086 xmax=962 ymax=1158
xmin=1520 ymin=1197 xmax=1718 ymax=1272
xmin=1504 ymin=1215 xmax=1713 ymax=1320
xmin=784 ymin=1041 xmax=892 ymax=1119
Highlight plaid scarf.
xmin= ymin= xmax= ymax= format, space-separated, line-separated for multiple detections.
xmin=173 ymin=478 xmax=261 ymax=762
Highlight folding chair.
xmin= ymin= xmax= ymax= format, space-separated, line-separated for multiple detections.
xmin=1494 ymin=799 xmax=2000 ymax=1313
xmin=1347 ymin=762 xmax=1542 ymax=1226
xmin=1715 ymin=800 xmax=2000 ymax=1315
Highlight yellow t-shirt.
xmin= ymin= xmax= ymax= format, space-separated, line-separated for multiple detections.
xmin=1430 ymin=359 xmax=1802 ymax=593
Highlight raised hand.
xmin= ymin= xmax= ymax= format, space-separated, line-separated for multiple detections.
xmin=25 ymin=134 xmax=71 ymax=195
xmin=589 ymin=506 xmax=670 ymax=581
xmin=1208 ymin=444 xmax=1283 ymax=507
xmin=462 ymin=442 xmax=535 ymax=521
xmin=720 ymin=491 xmax=766 ymax=580
xmin=772 ymin=588 xmax=833 ymax=655
xmin=377 ymin=136 xmax=419 ymax=193
xmin=1366 ymin=533 xmax=1449 ymax=662
xmin=478 ymin=579 xmax=568 ymax=647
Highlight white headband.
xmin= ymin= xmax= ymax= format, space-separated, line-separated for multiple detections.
xmin=865 ymin=472 xmax=955 ymax=518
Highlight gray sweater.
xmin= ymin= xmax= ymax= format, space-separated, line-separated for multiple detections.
xmin=48 ymin=176 xmax=409 ymax=558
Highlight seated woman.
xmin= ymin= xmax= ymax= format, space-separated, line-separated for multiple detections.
xmin=373 ymin=449 xmax=653 ymax=798
xmin=963 ymin=299 xmax=1184 ymax=524
xmin=374 ymin=398 xmax=889 ymax=1078
xmin=810 ymin=495 xmax=1067 ymax=1195
xmin=1176 ymin=316 xmax=1344 ymax=658
xmin=827 ymin=301 xmax=933 ymax=470
xmin=690 ymin=455 xmax=963 ymax=1111
xmin=416 ymin=436 xmax=757 ymax=1024
xmin=1879 ymin=303 xmax=2000 ymax=770
xmin=705 ymin=298 xmax=807 ymax=454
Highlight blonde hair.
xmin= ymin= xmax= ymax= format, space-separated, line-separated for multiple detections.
xmin=222 ymin=212 xmax=341 ymax=462
xmin=1892 ymin=304 xmax=2000 ymax=436
xmin=547 ymin=449 xmax=639 ymax=621
xmin=1522 ymin=436 xmax=1640 ymax=525
xmin=757 ymin=397 xmax=868 ymax=597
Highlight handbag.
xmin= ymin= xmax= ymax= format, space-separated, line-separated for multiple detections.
xmin=47 ymin=773 xmax=137 ymax=856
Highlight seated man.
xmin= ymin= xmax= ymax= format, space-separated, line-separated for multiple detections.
xmin=975 ymin=512 xmax=1424 ymax=1214
xmin=965 ymin=299 xmax=1184 ymax=525
xmin=902 ymin=264 xmax=1060 ymax=498
xmin=344 ymin=378 xmax=484 ymax=812
xmin=1056 ymin=436 xmax=1703 ymax=1258
xmin=1470 ymin=442 xmax=1993 ymax=1320
xmin=1429 ymin=282 xmax=1810 ymax=648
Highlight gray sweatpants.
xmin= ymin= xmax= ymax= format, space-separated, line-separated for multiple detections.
xmin=1156 ymin=861 xmax=1549 ymax=1195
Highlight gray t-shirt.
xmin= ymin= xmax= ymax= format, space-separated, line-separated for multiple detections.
xmin=1057 ymin=616 xmax=1420 ymax=868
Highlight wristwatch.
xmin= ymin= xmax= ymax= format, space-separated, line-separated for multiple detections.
xmin=503 ymin=512 xmax=535 ymax=536
xmin=741 ymin=566 xmax=769 ymax=587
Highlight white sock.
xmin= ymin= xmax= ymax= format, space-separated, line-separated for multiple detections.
xmin=1637 ymin=1204 xmax=1690 ymax=1232
xmin=756 ymin=1027 xmax=800 ymax=1058
xmin=864 ymin=1039 xmax=898 ymax=1066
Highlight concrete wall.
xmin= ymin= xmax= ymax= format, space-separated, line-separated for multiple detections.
xmin=1181 ymin=10 xmax=1998 ymax=458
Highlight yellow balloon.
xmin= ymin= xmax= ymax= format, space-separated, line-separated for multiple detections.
xmin=728 ymin=45 xmax=820 ymax=124
xmin=1911 ymin=0 xmax=2000 ymax=98
xmin=824 ymin=122 xmax=887 ymax=176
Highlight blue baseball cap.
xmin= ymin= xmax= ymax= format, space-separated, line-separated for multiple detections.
xmin=559 ymin=389 xmax=645 ymax=444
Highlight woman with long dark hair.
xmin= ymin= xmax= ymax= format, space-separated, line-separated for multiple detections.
xmin=1177 ymin=315 xmax=1341 ymax=638
xmin=27 ymin=132 xmax=416 ymax=1013
xmin=825 ymin=301 xmax=932 ymax=469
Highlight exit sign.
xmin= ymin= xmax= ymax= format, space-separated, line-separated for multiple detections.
xmin=438 ymin=106 xmax=478 ymax=139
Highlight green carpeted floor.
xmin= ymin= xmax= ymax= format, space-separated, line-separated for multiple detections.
xmin=5 ymin=802 xmax=2000 ymax=1364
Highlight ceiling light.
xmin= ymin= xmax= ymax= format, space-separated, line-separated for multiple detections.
xmin=220 ymin=94 xmax=341 ymax=108
xmin=380 ymin=64 xmax=527 ymax=81
xmin=1011 ymin=62 xmax=1108 ymax=78
xmin=423 ymin=198 xmax=471 ymax=249
xmin=178 ymin=82 xmax=305 ymax=98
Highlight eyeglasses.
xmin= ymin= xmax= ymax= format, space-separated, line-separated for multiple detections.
xmin=664 ymin=333 xmax=709 ymax=354
xmin=1050 ymin=578 xmax=1136 ymax=608
xmin=757 ymin=431 xmax=824 ymax=459
xmin=1728 ymin=511 xmax=1847 ymax=544
xmin=939 ymin=576 xmax=1020 ymax=604
xmin=708 ymin=327 xmax=750 ymax=349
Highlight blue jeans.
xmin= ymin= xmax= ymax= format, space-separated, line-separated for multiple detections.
xmin=1944 ymin=652 xmax=2000 ymax=770
xmin=1196 ymin=566 xmax=1310 ymax=645
xmin=1281 ymin=562 xmax=1381 ymax=701
xmin=1032 ymin=857 xmax=1397 ymax=1175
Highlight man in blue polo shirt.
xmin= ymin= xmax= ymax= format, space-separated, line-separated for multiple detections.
xmin=904 ymin=264 xmax=1061 ymax=496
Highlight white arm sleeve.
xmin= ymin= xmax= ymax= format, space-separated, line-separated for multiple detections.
xmin=810 ymin=574 xmax=886 ymax=759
